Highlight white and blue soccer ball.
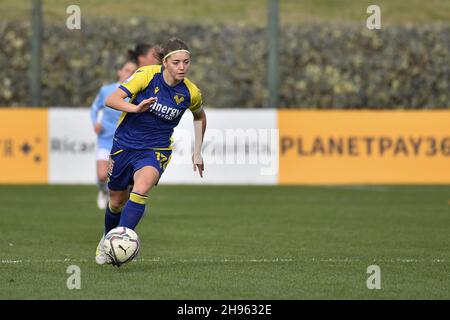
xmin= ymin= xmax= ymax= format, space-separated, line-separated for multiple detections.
xmin=103 ymin=227 xmax=140 ymax=267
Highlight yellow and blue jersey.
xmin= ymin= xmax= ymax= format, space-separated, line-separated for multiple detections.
xmin=114 ymin=65 xmax=202 ymax=150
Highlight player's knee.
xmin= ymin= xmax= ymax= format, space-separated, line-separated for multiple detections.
xmin=132 ymin=176 xmax=153 ymax=194
xmin=109 ymin=195 xmax=127 ymax=212
xmin=131 ymin=183 xmax=151 ymax=195
xmin=133 ymin=167 xmax=159 ymax=194
xmin=108 ymin=202 xmax=123 ymax=213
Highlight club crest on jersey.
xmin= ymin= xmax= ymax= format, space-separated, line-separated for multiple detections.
xmin=174 ymin=94 xmax=184 ymax=105
xmin=154 ymin=87 xmax=160 ymax=94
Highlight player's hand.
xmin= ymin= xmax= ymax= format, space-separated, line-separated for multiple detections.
xmin=94 ymin=123 xmax=102 ymax=134
xmin=135 ymin=97 xmax=157 ymax=113
xmin=192 ymin=154 xmax=204 ymax=178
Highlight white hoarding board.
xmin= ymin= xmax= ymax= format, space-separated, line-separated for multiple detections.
xmin=160 ymin=109 xmax=278 ymax=185
xmin=49 ymin=108 xmax=97 ymax=184
xmin=49 ymin=108 xmax=278 ymax=185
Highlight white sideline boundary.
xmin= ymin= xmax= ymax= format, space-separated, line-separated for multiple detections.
xmin=320 ymin=186 xmax=391 ymax=192
xmin=1 ymin=257 xmax=447 ymax=264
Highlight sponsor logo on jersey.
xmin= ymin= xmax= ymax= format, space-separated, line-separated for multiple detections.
xmin=149 ymin=102 xmax=183 ymax=121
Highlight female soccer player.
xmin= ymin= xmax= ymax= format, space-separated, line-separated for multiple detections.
xmin=91 ymin=60 xmax=137 ymax=210
xmin=95 ymin=38 xmax=207 ymax=265
xmin=91 ymin=44 xmax=162 ymax=210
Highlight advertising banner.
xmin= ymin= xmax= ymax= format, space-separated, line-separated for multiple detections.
xmin=0 ymin=109 xmax=48 ymax=183
xmin=1 ymin=108 xmax=449 ymax=185
xmin=279 ymin=110 xmax=450 ymax=184
xmin=49 ymin=108 xmax=97 ymax=184
xmin=161 ymin=109 xmax=279 ymax=185
xmin=48 ymin=108 xmax=279 ymax=185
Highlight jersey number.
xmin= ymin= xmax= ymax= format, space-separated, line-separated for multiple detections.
xmin=155 ymin=152 xmax=171 ymax=170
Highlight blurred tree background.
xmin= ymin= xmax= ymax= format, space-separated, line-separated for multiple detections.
xmin=0 ymin=0 xmax=449 ymax=108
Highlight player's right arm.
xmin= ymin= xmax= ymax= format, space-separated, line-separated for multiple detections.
xmin=105 ymin=88 xmax=156 ymax=113
xmin=105 ymin=66 xmax=158 ymax=113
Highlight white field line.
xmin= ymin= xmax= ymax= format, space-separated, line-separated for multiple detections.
xmin=0 ymin=257 xmax=447 ymax=264
xmin=0 ymin=258 xmax=294 ymax=264
xmin=311 ymin=258 xmax=447 ymax=263
xmin=320 ymin=186 xmax=390 ymax=192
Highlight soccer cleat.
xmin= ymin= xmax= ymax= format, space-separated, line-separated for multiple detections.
xmin=95 ymin=235 xmax=111 ymax=265
xmin=97 ymin=190 xmax=108 ymax=210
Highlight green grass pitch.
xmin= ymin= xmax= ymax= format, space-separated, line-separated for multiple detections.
xmin=1 ymin=184 xmax=449 ymax=299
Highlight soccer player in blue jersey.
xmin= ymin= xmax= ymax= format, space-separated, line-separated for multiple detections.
xmin=95 ymin=38 xmax=207 ymax=265
xmin=91 ymin=60 xmax=137 ymax=210
xmin=91 ymin=45 xmax=163 ymax=210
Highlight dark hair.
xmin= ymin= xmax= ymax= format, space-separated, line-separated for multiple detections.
xmin=119 ymin=59 xmax=137 ymax=70
xmin=152 ymin=45 xmax=164 ymax=63
xmin=127 ymin=43 xmax=153 ymax=64
xmin=162 ymin=38 xmax=190 ymax=60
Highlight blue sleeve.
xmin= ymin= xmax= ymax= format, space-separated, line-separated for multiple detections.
xmin=119 ymin=85 xmax=132 ymax=98
xmin=91 ymin=87 xmax=105 ymax=124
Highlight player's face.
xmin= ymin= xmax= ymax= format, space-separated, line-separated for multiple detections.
xmin=139 ymin=48 xmax=160 ymax=67
xmin=164 ymin=52 xmax=191 ymax=82
xmin=117 ymin=62 xmax=137 ymax=83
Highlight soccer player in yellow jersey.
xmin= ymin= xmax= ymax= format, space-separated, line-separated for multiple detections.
xmin=91 ymin=43 xmax=162 ymax=210
xmin=95 ymin=38 xmax=207 ymax=265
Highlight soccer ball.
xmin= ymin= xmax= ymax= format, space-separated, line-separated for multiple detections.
xmin=103 ymin=227 xmax=140 ymax=267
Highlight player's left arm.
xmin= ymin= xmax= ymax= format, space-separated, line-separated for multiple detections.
xmin=187 ymin=83 xmax=206 ymax=178
xmin=192 ymin=108 xmax=206 ymax=178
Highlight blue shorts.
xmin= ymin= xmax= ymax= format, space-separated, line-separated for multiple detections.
xmin=107 ymin=144 xmax=172 ymax=191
